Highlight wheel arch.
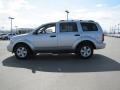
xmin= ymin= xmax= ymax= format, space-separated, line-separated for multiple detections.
xmin=75 ymin=40 xmax=96 ymax=50
xmin=13 ymin=42 xmax=33 ymax=52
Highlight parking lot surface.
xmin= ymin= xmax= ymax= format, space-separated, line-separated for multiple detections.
xmin=0 ymin=37 xmax=120 ymax=90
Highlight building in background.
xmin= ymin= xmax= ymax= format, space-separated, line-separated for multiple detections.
xmin=0 ymin=28 xmax=34 ymax=35
xmin=17 ymin=28 xmax=34 ymax=34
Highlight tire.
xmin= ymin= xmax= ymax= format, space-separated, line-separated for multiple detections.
xmin=75 ymin=43 xmax=93 ymax=59
xmin=14 ymin=44 xmax=32 ymax=59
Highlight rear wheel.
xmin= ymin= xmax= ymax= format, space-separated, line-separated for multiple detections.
xmin=76 ymin=43 xmax=93 ymax=59
xmin=14 ymin=44 xmax=32 ymax=59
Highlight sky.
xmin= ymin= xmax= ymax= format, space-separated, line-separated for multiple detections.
xmin=0 ymin=0 xmax=120 ymax=31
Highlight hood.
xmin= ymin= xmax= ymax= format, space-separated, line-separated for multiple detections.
xmin=10 ymin=33 xmax=31 ymax=41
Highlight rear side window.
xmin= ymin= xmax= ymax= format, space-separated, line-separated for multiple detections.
xmin=81 ymin=23 xmax=98 ymax=31
xmin=60 ymin=22 xmax=78 ymax=32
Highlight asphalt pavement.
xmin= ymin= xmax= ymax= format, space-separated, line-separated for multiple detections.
xmin=0 ymin=37 xmax=120 ymax=90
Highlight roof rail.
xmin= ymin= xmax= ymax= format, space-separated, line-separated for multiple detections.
xmin=88 ymin=20 xmax=94 ymax=22
xmin=59 ymin=20 xmax=75 ymax=22
xmin=59 ymin=20 xmax=95 ymax=22
xmin=60 ymin=20 xmax=65 ymax=21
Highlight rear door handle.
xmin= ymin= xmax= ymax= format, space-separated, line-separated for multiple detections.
xmin=75 ymin=34 xmax=80 ymax=36
xmin=50 ymin=35 xmax=56 ymax=37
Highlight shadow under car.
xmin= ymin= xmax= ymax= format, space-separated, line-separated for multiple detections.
xmin=2 ymin=54 xmax=120 ymax=73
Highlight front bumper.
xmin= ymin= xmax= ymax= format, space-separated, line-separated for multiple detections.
xmin=7 ymin=44 xmax=13 ymax=52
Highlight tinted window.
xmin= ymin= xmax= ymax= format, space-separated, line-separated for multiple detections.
xmin=60 ymin=22 xmax=78 ymax=32
xmin=81 ymin=23 xmax=98 ymax=31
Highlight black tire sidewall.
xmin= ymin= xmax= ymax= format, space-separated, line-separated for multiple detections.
xmin=14 ymin=45 xmax=31 ymax=59
xmin=76 ymin=44 xmax=93 ymax=59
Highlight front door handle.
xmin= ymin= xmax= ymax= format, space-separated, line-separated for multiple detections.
xmin=75 ymin=34 xmax=80 ymax=36
xmin=50 ymin=35 xmax=56 ymax=37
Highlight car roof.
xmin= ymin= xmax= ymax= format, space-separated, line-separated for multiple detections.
xmin=58 ymin=20 xmax=95 ymax=23
xmin=42 ymin=20 xmax=96 ymax=24
xmin=37 ymin=20 xmax=97 ymax=28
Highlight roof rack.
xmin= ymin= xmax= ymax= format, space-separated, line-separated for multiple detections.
xmin=88 ymin=20 xmax=94 ymax=22
xmin=59 ymin=20 xmax=95 ymax=22
xmin=79 ymin=20 xmax=95 ymax=22
xmin=60 ymin=20 xmax=65 ymax=21
xmin=59 ymin=20 xmax=76 ymax=22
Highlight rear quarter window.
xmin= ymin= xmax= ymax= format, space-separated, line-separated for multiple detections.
xmin=81 ymin=23 xmax=98 ymax=31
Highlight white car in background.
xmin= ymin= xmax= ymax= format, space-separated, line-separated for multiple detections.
xmin=1 ymin=33 xmax=16 ymax=40
xmin=0 ymin=33 xmax=6 ymax=39
xmin=7 ymin=20 xmax=106 ymax=59
xmin=1 ymin=34 xmax=8 ymax=40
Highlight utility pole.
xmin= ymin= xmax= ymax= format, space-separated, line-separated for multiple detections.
xmin=65 ymin=10 xmax=69 ymax=21
xmin=114 ymin=25 xmax=117 ymax=34
xmin=8 ymin=17 xmax=14 ymax=35
xmin=118 ymin=24 xmax=120 ymax=34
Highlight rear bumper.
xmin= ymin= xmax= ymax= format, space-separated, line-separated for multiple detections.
xmin=96 ymin=42 xmax=106 ymax=49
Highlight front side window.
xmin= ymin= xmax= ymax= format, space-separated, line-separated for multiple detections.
xmin=81 ymin=23 xmax=98 ymax=31
xmin=60 ymin=22 xmax=78 ymax=32
xmin=37 ymin=23 xmax=56 ymax=34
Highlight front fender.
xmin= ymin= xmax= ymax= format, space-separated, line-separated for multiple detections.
xmin=13 ymin=39 xmax=35 ymax=51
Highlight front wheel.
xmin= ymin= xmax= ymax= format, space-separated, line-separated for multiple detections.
xmin=76 ymin=44 xmax=93 ymax=59
xmin=14 ymin=45 xmax=31 ymax=59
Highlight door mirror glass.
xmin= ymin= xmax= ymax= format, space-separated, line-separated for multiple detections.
xmin=33 ymin=31 xmax=37 ymax=35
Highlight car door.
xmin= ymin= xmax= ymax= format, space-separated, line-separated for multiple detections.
xmin=58 ymin=22 xmax=80 ymax=50
xmin=33 ymin=23 xmax=58 ymax=51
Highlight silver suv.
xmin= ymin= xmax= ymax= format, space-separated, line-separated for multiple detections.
xmin=7 ymin=20 xmax=106 ymax=59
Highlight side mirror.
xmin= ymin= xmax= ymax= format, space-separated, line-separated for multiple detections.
xmin=33 ymin=31 xmax=38 ymax=35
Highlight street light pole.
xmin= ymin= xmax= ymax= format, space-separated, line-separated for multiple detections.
xmin=8 ymin=17 xmax=14 ymax=35
xmin=65 ymin=10 xmax=69 ymax=21
xmin=15 ymin=26 xmax=18 ymax=34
